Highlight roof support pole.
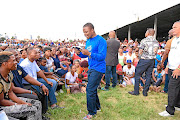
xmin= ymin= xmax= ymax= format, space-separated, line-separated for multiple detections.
xmin=128 ymin=25 xmax=131 ymax=42
xmin=154 ymin=15 xmax=157 ymax=39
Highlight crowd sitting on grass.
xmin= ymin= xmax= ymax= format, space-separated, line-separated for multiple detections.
xmin=0 ymin=35 xmax=172 ymax=119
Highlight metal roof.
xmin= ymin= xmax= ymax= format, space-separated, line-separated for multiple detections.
xmin=102 ymin=4 xmax=180 ymax=42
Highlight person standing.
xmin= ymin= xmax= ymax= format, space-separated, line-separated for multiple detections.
xmin=102 ymin=31 xmax=120 ymax=90
xmin=76 ymin=23 xmax=107 ymax=119
xmin=128 ymin=28 xmax=159 ymax=96
xmin=159 ymin=21 xmax=180 ymax=117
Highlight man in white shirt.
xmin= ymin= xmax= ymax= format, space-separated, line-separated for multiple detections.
xmin=20 ymin=47 xmax=60 ymax=109
xmin=159 ymin=21 xmax=180 ymax=117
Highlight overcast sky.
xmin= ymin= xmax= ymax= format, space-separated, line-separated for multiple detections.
xmin=0 ymin=0 xmax=179 ymax=41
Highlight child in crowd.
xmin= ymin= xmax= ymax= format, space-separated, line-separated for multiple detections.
xmin=151 ymin=63 xmax=165 ymax=92
xmin=39 ymin=57 xmax=64 ymax=85
xmin=116 ymin=63 xmax=123 ymax=84
xmin=120 ymin=60 xmax=135 ymax=87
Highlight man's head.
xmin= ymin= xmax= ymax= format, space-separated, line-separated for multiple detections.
xmin=5 ymin=48 xmax=20 ymax=63
xmin=168 ymin=29 xmax=174 ymax=38
xmin=27 ymin=47 xmax=39 ymax=61
xmin=44 ymin=47 xmax=52 ymax=57
xmin=83 ymin=23 xmax=95 ymax=39
xmin=108 ymin=31 xmax=116 ymax=39
xmin=145 ymin=28 xmax=155 ymax=37
xmin=0 ymin=51 xmax=17 ymax=71
xmin=172 ymin=21 xmax=180 ymax=37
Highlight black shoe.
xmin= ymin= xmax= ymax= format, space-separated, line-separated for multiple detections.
xmin=128 ymin=91 xmax=139 ymax=96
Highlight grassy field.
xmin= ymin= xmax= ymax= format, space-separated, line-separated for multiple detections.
xmin=48 ymin=85 xmax=180 ymax=120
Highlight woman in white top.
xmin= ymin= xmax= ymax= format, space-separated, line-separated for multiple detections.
xmin=123 ymin=46 xmax=136 ymax=65
xmin=65 ymin=65 xmax=81 ymax=93
xmin=65 ymin=65 xmax=78 ymax=87
xmin=118 ymin=47 xmax=125 ymax=66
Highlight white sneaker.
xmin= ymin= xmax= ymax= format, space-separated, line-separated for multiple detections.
xmin=55 ymin=92 xmax=58 ymax=96
xmin=60 ymin=89 xmax=64 ymax=93
xmin=158 ymin=111 xmax=173 ymax=117
xmin=165 ymin=105 xmax=180 ymax=111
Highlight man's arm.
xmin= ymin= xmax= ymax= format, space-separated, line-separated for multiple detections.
xmin=0 ymin=92 xmax=15 ymax=106
xmin=8 ymin=83 xmax=31 ymax=106
xmin=161 ymin=49 xmax=170 ymax=68
xmin=37 ymin=70 xmax=53 ymax=87
xmin=12 ymin=83 xmax=37 ymax=96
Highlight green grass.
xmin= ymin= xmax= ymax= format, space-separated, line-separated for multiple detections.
xmin=48 ymin=85 xmax=180 ymax=120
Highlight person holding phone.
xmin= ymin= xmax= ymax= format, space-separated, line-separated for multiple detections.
xmin=75 ymin=23 xmax=107 ymax=119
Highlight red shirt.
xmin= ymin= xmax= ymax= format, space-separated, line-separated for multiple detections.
xmin=116 ymin=64 xmax=123 ymax=75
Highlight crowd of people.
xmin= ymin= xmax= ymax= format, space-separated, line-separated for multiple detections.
xmin=0 ymin=21 xmax=179 ymax=120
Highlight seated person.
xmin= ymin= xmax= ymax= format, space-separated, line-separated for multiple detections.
xmin=19 ymin=48 xmax=27 ymax=64
xmin=116 ymin=63 xmax=123 ymax=84
xmin=39 ymin=57 xmax=64 ymax=85
xmin=52 ymin=49 xmax=68 ymax=77
xmin=5 ymin=48 xmax=49 ymax=114
xmin=0 ymin=51 xmax=42 ymax=120
xmin=151 ymin=63 xmax=165 ymax=92
xmin=74 ymin=59 xmax=83 ymax=74
xmin=65 ymin=65 xmax=81 ymax=93
xmin=20 ymin=47 xmax=61 ymax=109
xmin=119 ymin=60 xmax=135 ymax=87
xmin=43 ymin=47 xmax=56 ymax=71
xmin=140 ymin=72 xmax=146 ymax=91
xmin=77 ymin=60 xmax=89 ymax=82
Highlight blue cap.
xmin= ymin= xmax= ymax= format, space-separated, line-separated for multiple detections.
xmin=127 ymin=60 xmax=132 ymax=63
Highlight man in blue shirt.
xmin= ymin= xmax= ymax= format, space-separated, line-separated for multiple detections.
xmin=76 ymin=23 xmax=107 ymax=119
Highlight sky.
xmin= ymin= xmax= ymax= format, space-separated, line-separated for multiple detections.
xmin=0 ymin=0 xmax=179 ymax=41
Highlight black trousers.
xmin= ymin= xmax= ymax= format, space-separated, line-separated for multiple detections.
xmin=23 ymin=85 xmax=48 ymax=114
xmin=166 ymin=69 xmax=180 ymax=115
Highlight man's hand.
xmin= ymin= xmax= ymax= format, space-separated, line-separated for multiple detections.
xmin=24 ymin=102 xmax=32 ymax=106
xmin=47 ymin=81 xmax=53 ymax=87
xmin=42 ymin=85 xmax=49 ymax=96
xmin=161 ymin=62 xmax=164 ymax=69
xmin=172 ymin=69 xmax=180 ymax=79
xmin=81 ymin=49 xmax=90 ymax=56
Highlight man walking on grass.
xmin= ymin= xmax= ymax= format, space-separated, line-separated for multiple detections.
xmin=76 ymin=23 xmax=107 ymax=119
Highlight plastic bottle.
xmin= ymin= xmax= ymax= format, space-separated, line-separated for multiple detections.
xmin=67 ymin=85 xmax=70 ymax=94
xmin=50 ymin=68 xmax=54 ymax=72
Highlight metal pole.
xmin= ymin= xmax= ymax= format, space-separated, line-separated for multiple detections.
xmin=128 ymin=25 xmax=131 ymax=42
xmin=154 ymin=15 xmax=157 ymax=39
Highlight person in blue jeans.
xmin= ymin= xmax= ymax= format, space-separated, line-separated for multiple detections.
xmin=102 ymin=31 xmax=120 ymax=90
xmin=76 ymin=23 xmax=107 ymax=119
